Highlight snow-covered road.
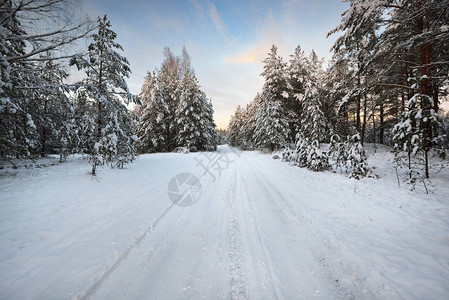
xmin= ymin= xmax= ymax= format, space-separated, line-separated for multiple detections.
xmin=1 ymin=145 xmax=448 ymax=299
xmin=86 ymin=146 xmax=339 ymax=299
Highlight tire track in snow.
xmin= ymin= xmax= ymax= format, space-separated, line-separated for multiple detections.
xmin=238 ymin=158 xmax=294 ymax=299
xmin=223 ymin=169 xmax=248 ymax=300
xmin=238 ymin=176 xmax=282 ymax=300
xmin=238 ymin=153 xmax=345 ymax=299
xmin=244 ymin=154 xmax=356 ymax=299
xmin=79 ymin=202 xmax=180 ymax=300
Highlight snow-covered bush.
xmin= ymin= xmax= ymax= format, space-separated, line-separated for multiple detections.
xmin=328 ymin=134 xmax=347 ymax=172
xmin=282 ymin=147 xmax=295 ymax=162
xmin=392 ymin=91 xmax=442 ymax=181
xmin=346 ymin=134 xmax=371 ymax=179
xmin=294 ymin=133 xmax=310 ymax=168
xmin=305 ymin=140 xmax=330 ymax=172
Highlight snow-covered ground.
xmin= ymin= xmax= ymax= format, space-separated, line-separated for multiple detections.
xmin=0 ymin=145 xmax=448 ymax=299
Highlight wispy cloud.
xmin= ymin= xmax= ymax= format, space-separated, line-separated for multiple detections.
xmin=190 ymin=0 xmax=205 ymax=18
xmin=208 ymin=3 xmax=238 ymax=45
xmin=226 ymin=9 xmax=285 ymax=64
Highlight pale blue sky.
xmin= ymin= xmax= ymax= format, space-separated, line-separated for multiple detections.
xmin=83 ymin=0 xmax=349 ymax=128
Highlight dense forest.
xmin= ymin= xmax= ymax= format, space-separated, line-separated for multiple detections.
xmin=135 ymin=47 xmax=217 ymax=153
xmin=0 ymin=0 xmax=217 ymax=175
xmin=227 ymin=0 xmax=449 ymax=181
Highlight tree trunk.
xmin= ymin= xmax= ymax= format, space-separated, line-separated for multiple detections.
xmin=361 ymin=93 xmax=367 ymax=145
xmin=379 ymin=102 xmax=384 ymax=144
xmin=433 ymin=83 xmax=439 ymax=113
xmin=356 ymin=63 xmax=361 ymax=131
xmin=417 ymin=12 xmax=431 ymax=178
xmin=166 ymin=124 xmax=171 ymax=152
xmin=40 ymin=99 xmax=49 ymax=156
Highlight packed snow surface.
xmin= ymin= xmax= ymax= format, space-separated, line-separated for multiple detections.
xmin=0 ymin=145 xmax=448 ymax=299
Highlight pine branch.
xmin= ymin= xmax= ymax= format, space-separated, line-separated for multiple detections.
xmin=375 ymin=83 xmax=417 ymax=90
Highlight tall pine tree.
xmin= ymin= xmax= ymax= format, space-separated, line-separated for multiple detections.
xmin=71 ymin=15 xmax=137 ymax=175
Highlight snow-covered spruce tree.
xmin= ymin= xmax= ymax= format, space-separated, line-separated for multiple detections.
xmin=176 ymin=70 xmax=209 ymax=151
xmin=296 ymin=51 xmax=330 ymax=170
xmin=227 ymin=105 xmax=245 ymax=148
xmin=261 ymin=45 xmax=289 ymax=103
xmin=300 ymin=51 xmax=329 ymax=143
xmin=32 ymin=56 xmax=79 ymax=158
xmin=306 ymin=140 xmax=330 ymax=172
xmin=346 ymin=133 xmax=370 ymax=179
xmin=71 ymin=15 xmax=137 ymax=175
xmin=253 ymin=45 xmax=290 ymax=151
xmin=72 ymin=87 xmax=97 ymax=154
xmin=392 ymin=86 xmax=441 ymax=181
xmin=197 ymin=93 xmax=218 ymax=151
xmin=286 ymin=45 xmax=308 ymax=139
xmin=240 ymin=94 xmax=260 ymax=149
xmin=294 ymin=133 xmax=310 ymax=168
xmin=55 ymin=107 xmax=78 ymax=162
xmin=100 ymin=101 xmax=138 ymax=169
xmin=328 ymin=133 xmax=347 ymax=173
xmin=254 ymin=93 xmax=290 ymax=151
xmin=137 ymin=71 xmax=164 ymax=152
xmin=155 ymin=49 xmax=182 ymax=152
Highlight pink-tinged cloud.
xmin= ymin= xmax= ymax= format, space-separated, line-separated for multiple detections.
xmin=226 ymin=9 xmax=287 ymax=64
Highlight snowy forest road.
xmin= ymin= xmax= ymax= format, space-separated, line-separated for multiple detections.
xmin=1 ymin=145 xmax=448 ymax=299
xmin=81 ymin=145 xmax=340 ymax=299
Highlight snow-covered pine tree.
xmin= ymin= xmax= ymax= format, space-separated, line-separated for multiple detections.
xmin=0 ymin=2 xmax=37 ymax=158
xmin=101 ymin=100 xmax=138 ymax=169
xmin=72 ymin=87 xmax=97 ymax=154
xmin=306 ymin=139 xmax=330 ymax=172
xmin=71 ymin=15 xmax=137 ymax=175
xmin=392 ymin=82 xmax=441 ymax=180
xmin=55 ymin=107 xmax=78 ymax=163
xmin=176 ymin=70 xmax=204 ymax=151
xmin=155 ymin=56 xmax=182 ymax=152
xmin=328 ymin=0 xmax=380 ymax=136
xmin=252 ymin=45 xmax=291 ymax=151
xmin=197 ymin=93 xmax=218 ymax=151
xmin=286 ymin=45 xmax=308 ymax=139
xmin=1 ymin=0 xmax=92 ymax=159
xmin=328 ymin=133 xmax=347 ymax=173
xmin=227 ymin=105 xmax=245 ymax=148
xmin=346 ymin=133 xmax=370 ymax=179
xmin=240 ymin=94 xmax=260 ymax=149
xmin=32 ymin=56 xmax=78 ymax=158
xmin=323 ymin=52 xmax=354 ymax=138
xmin=261 ymin=45 xmax=288 ymax=103
xmin=254 ymin=93 xmax=290 ymax=151
xmin=301 ymin=93 xmax=328 ymax=145
xmin=303 ymin=52 xmax=327 ymax=132
xmin=294 ymin=133 xmax=310 ymax=168
xmin=298 ymin=50 xmax=329 ymax=170
xmin=137 ymin=71 xmax=164 ymax=152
